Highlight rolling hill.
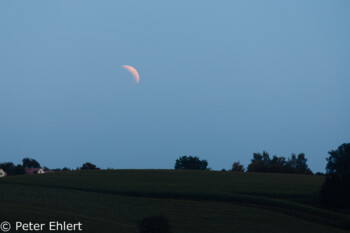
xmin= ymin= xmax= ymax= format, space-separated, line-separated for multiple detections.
xmin=0 ymin=170 xmax=349 ymax=233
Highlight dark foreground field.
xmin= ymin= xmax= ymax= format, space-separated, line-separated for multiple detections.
xmin=0 ymin=170 xmax=349 ymax=233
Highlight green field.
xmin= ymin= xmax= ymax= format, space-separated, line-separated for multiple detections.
xmin=0 ymin=170 xmax=349 ymax=233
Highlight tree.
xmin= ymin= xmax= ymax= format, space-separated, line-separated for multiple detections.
xmin=138 ymin=215 xmax=171 ymax=233
xmin=286 ymin=154 xmax=297 ymax=173
xmin=296 ymin=153 xmax=309 ymax=174
xmin=22 ymin=158 xmax=40 ymax=168
xmin=0 ymin=162 xmax=25 ymax=176
xmin=325 ymin=143 xmax=350 ymax=174
xmin=320 ymin=143 xmax=350 ymax=207
xmin=285 ymin=153 xmax=311 ymax=174
xmin=247 ymin=151 xmax=270 ymax=172
xmin=0 ymin=162 xmax=15 ymax=175
xmin=80 ymin=162 xmax=99 ymax=170
xmin=270 ymin=155 xmax=287 ymax=173
xmin=52 ymin=168 xmax=62 ymax=172
xmin=174 ymin=156 xmax=208 ymax=170
xmin=247 ymin=151 xmax=312 ymax=174
xmin=14 ymin=165 xmax=25 ymax=175
xmin=231 ymin=162 xmax=244 ymax=172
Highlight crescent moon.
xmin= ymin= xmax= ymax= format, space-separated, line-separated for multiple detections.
xmin=122 ymin=65 xmax=140 ymax=84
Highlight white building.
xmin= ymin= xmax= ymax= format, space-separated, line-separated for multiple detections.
xmin=0 ymin=168 xmax=6 ymax=178
xmin=25 ymin=168 xmax=45 ymax=175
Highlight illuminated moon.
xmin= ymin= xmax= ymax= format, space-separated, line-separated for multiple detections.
xmin=122 ymin=65 xmax=140 ymax=84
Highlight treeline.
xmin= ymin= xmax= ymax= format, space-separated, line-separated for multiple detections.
xmin=247 ymin=151 xmax=312 ymax=174
xmin=0 ymin=159 xmax=99 ymax=176
xmin=0 ymin=158 xmax=41 ymax=176
xmin=174 ymin=142 xmax=350 ymax=209
xmin=174 ymin=152 xmax=313 ymax=175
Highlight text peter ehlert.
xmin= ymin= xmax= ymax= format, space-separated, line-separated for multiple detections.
xmin=15 ymin=221 xmax=83 ymax=231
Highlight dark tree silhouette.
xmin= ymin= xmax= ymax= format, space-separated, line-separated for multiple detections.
xmin=0 ymin=162 xmax=15 ymax=175
xmin=295 ymin=153 xmax=309 ymax=173
xmin=14 ymin=164 xmax=25 ymax=175
xmin=270 ymin=155 xmax=287 ymax=173
xmin=174 ymin=156 xmax=208 ymax=170
xmin=231 ymin=162 xmax=244 ymax=172
xmin=285 ymin=153 xmax=311 ymax=174
xmin=80 ymin=162 xmax=99 ymax=170
xmin=0 ymin=162 xmax=25 ymax=176
xmin=325 ymin=143 xmax=350 ymax=174
xmin=138 ymin=215 xmax=171 ymax=233
xmin=247 ymin=151 xmax=312 ymax=174
xmin=320 ymin=143 xmax=350 ymax=207
xmin=22 ymin=158 xmax=41 ymax=168
xmin=247 ymin=151 xmax=271 ymax=172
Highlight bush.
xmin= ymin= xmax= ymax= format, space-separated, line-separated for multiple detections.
xmin=138 ymin=215 xmax=171 ymax=233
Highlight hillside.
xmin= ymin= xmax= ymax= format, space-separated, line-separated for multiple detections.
xmin=0 ymin=170 xmax=349 ymax=233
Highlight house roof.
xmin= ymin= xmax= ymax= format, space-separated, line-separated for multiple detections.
xmin=25 ymin=168 xmax=43 ymax=174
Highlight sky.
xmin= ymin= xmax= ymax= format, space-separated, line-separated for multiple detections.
xmin=0 ymin=0 xmax=349 ymax=172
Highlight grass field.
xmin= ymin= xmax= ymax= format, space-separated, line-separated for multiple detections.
xmin=0 ymin=170 xmax=349 ymax=233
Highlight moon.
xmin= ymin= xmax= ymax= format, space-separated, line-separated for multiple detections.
xmin=122 ymin=65 xmax=140 ymax=84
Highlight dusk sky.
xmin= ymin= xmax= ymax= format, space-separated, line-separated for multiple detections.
xmin=0 ymin=1 xmax=349 ymax=172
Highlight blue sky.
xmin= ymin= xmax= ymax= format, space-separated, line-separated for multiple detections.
xmin=0 ymin=0 xmax=349 ymax=172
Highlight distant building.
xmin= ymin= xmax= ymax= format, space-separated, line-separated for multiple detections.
xmin=0 ymin=168 xmax=6 ymax=178
xmin=25 ymin=168 xmax=45 ymax=175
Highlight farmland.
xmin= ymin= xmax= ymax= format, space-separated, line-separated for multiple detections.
xmin=0 ymin=170 xmax=349 ymax=233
